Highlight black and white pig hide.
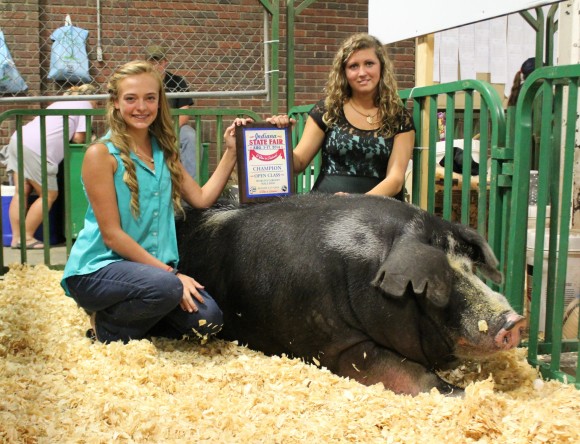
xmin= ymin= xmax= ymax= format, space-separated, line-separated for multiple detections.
xmin=175 ymin=193 xmax=525 ymax=396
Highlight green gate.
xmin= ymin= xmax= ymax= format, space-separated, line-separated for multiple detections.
xmin=505 ymin=64 xmax=580 ymax=387
xmin=290 ymin=69 xmax=580 ymax=387
xmin=3 ymin=68 xmax=580 ymax=387
xmin=0 ymin=107 xmax=260 ymax=270
xmin=290 ymin=80 xmax=507 ymax=263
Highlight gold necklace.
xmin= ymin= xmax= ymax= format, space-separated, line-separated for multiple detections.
xmin=348 ymin=100 xmax=378 ymax=124
xmin=134 ymin=147 xmax=154 ymax=163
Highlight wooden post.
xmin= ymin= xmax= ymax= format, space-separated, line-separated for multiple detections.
xmin=415 ymin=34 xmax=434 ymax=209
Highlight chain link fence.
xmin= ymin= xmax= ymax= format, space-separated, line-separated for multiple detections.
xmin=0 ymin=1 xmax=278 ymax=186
xmin=1 ymin=0 xmax=271 ymax=100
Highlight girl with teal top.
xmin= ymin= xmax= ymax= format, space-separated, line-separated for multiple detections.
xmin=61 ymin=60 xmax=247 ymax=343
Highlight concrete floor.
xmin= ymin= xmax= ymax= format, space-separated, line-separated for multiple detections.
xmin=2 ymin=244 xmax=68 ymax=268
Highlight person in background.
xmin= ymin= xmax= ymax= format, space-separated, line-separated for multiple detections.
xmin=507 ymin=57 xmax=541 ymax=169
xmin=6 ymin=84 xmax=97 ymax=250
xmin=268 ymin=33 xmax=415 ymax=199
xmin=61 ymin=60 xmax=247 ymax=344
xmin=146 ymin=45 xmax=198 ymax=180
xmin=507 ymin=57 xmax=536 ymax=107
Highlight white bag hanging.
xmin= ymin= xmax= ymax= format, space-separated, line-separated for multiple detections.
xmin=48 ymin=15 xmax=91 ymax=83
xmin=0 ymin=29 xmax=28 ymax=94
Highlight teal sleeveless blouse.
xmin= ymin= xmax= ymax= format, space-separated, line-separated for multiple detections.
xmin=61 ymin=137 xmax=178 ymax=295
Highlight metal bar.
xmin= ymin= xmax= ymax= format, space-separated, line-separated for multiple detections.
xmin=268 ymin=0 xmax=280 ymax=114
xmin=443 ymin=93 xmax=455 ymax=220
xmin=427 ymin=96 xmax=438 ymax=213
xmin=533 ymin=83 xmax=555 ymax=341
xmin=545 ymin=3 xmax=559 ymax=66
xmin=286 ymin=0 xmax=296 ymax=111
xmin=14 ymin=117 xmax=26 ymax=263
xmin=63 ymin=136 xmax=73 ymax=254
xmin=545 ymin=83 xmax=564 ymax=350
xmin=288 ymin=104 xmax=315 ymax=193
xmin=550 ymin=79 xmax=579 ymax=376
xmin=0 ymin=89 xmax=271 ymax=105
xmin=461 ymin=91 xmax=474 ymax=227
xmin=263 ymin=11 xmax=271 ymax=103
xmin=505 ymin=68 xmax=546 ymax=323
xmin=285 ymin=0 xmax=320 ymax=111
xmin=411 ymin=97 xmax=423 ymax=206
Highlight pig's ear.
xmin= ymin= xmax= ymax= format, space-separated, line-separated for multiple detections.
xmin=371 ymin=236 xmax=453 ymax=307
xmin=455 ymin=225 xmax=503 ymax=284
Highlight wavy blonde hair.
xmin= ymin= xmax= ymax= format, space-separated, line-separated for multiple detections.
xmin=103 ymin=60 xmax=183 ymax=218
xmin=63 ymin=84 xmax=98 ymax=96
xmin=324 ymin=33 xmax=403 ymax=137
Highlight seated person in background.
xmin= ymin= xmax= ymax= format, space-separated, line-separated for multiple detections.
xmin=507 ymin=57 xmax=540 ymax=168
xmin=146 ymin=45 xmax=198 ymax=180
xmin=507 ymin=57 xmax=536 ymax=107
xmin=268 ymin=33 xmax=415 ymax=199
xmin=6 ymin=84 xmax=97 ymax=250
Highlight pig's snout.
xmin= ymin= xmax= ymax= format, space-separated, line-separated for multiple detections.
xmin=494 ymin=313 xmax=526 ymax=350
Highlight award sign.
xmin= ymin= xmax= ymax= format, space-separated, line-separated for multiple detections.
xmin=236 ymin=122 xmax=294 ymax=203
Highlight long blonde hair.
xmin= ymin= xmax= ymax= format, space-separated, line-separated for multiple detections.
xmin=324 ymin=33 xmax=403 ymax=137
xmin=103 ymin=60 xmax=183 ymax=218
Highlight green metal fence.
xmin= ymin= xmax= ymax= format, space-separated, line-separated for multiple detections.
xmin=289 ymin=71 xmax=579 ymax=387
xmin=399 ymin=81 xmax=506 ymax=244
xmin=0 ymin=107 xmax=260 ymax=270
xmin=288 ymin=104 xmax=318 ymax=193
xmin=3 ymin=68 xmax=580 ymax=387
xmin=290 ymin=80 xmax=507 ymax=254
xmin=504 ymin=64 xmax=580 ymax=387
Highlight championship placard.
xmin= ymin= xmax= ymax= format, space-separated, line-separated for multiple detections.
xmin=235 ymin=122 xmax=294 ymax=204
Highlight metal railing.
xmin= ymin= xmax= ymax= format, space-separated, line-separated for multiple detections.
xmin=0 ymin=1 xmax=278 ymax=101
xmin=0 ymin=107 xmax=260 ymax=270
xmin=504 ymin=64 xmax=580 ymax=387
xmin=399 ymin=81 xmax=506 ymax=242
xmin=288 ymin=73 xmax=579 ymax=387
xmin=3 ymin=69 xmax=580 ymax=387
xmin=288 ymin=104 xmax=318 ymax=193
xmin=290 ymin=80 xmax=507 ymax=252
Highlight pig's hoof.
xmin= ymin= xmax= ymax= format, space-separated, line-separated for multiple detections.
xmin=439 ymin=382 xmax=464 ymax=397
xmin=445 ymin=387 xmax=465 ymax=398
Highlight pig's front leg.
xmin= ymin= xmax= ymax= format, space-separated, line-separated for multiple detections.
xmin=334 ymin=341 xmax=462 ymax=396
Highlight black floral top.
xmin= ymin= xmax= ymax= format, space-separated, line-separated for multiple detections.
xmin=309 ymin=99 xmax=415 ymax=180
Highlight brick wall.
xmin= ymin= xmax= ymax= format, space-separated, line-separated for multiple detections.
xmin=0 ymin=0 xmax=415 ymax=180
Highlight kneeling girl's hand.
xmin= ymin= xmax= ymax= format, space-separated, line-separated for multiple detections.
xmin=176 ymin=272 xmax=206 ymax=313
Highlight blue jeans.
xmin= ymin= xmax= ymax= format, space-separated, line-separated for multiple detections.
xmin=65 ymin=261 xmax=223 ymax=343
xmin=179 ymin=125 xmax=197 ymax=180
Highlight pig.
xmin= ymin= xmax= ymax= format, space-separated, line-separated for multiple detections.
xmin=175 ymin=193 xmax=525 ymax=396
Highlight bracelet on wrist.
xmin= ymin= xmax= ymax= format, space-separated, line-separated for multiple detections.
xmin=166 ymin=265 xmax=179 ymax=275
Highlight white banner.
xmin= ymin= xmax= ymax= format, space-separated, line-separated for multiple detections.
xmin=369 ymin=0 xmax=561 ymax=44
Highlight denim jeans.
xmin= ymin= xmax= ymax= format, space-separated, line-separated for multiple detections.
xmin=65 ymin=261 xmax=223 ymax=343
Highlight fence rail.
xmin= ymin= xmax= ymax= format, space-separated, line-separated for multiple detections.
xmin=0 ymin=107 xmax=260 ymax=269
xmin=2 ymin=68 xmax=579 ymax=388
xmin=0 ymin=1 xmax=277 ymax=100
xmin=504 ymin=64 xmax=580 ymax=387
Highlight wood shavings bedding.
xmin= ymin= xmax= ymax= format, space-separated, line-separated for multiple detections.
xmin=1 ymin=265 xmax=579 ymax=443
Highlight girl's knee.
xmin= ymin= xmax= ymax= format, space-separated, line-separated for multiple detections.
xmin=187 ymin=294 xmax=224 ymax=337
xmin=200 ymin=297 xmax=224 ymax=334
xmin=161 ymin=275 xmax=184 ymax=306
xmin=142 ymin=273 xmax=183 ymax=311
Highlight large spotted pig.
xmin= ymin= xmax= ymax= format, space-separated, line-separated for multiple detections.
xmin=176 ymin=194 xmax=525 ymax=396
